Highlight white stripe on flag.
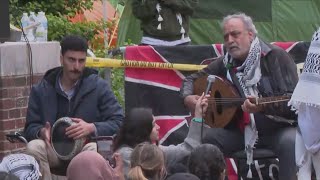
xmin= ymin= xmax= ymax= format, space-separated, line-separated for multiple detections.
xmin=212 ymin=44 xmax=223 ymax=57
xmin=285 ymin=41 xmax=300 ymax=52
xmin=270 ymin=42 xmax=300 ymax=52
xmin=150 ymin=46 xmax=186 ymax=80
xmin=229 ymin=158 xmax=239 ymax=174
xmin=158 ymin=120 xmax=188 ymax=145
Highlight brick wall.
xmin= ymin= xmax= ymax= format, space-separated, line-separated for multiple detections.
xmin=0 ymin=75 xmax=43 ymax=159
xmin=0 ymin=41 xmax=60 ymax=160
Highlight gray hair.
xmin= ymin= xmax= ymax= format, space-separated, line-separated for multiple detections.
xmin=222 ymin=13 xmax=258 ymax=35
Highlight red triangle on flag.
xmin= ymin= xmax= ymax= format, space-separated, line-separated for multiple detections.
xmin=155 ymin=118 xmax=185 ymax=141
xmin=125 ymin=46 xmax=183 ymax=89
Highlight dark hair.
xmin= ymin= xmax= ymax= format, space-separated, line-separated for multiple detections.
xmin=188 ymin=144 xmax=226 ymax=180
xmin=0 ymin=172 xmax=19 ymax=180
xmin=113 ymin=108 xmax=154 ymax=151
xmin=166 ymin=173 xmax=200 ymax=180
xmin=60 ymin=35 xmax=88 ymax=55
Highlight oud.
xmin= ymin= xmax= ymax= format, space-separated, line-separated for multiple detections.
xmin=193 ymin=75 xmax=291 ymax=128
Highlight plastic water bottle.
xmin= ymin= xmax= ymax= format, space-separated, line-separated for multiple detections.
xmin=20 ymin=13 xmax=35 ymax=42
xmin=20 ymin=13 xmax=29 ymax=41
xmin=36 ymin=12 xmax=48 ymax=42
xmin=35 ymin=24 xmax=45 ymax=42
xmin=29 ymin=12 xmax=38 ymax=40
xmin=21 ymin=13 xmax=29 ymax=29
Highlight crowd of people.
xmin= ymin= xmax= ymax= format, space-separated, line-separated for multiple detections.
xmin=0 ymin=8 xmax=319 ymax=180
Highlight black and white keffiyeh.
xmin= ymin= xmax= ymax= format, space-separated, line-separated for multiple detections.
xmin=223 ymin=36 xmax=262 ymax=96
xmin=289 ymin=28 xmax=320 ymax=177
xmin=0 ymin=154 xmax=41 ymax=180
xmin=289 ymin=28 xmax=320 ymax=109
xmin=223 ymin=37 xmax=262 ymax=178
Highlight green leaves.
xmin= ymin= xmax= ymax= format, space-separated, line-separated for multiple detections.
xmin=111 ymin=68 xmax=125 ymax=107
xmin=46 ymin=14 xmax=105 ymax=42
xmin=9 ymin=0 xmax=94 ymax=19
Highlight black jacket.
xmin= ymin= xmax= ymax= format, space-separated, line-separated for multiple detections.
xmin=180 ymin=40 xmax=299 ymax=121
xmin=24 ymin=67 xmax=124 ymax=141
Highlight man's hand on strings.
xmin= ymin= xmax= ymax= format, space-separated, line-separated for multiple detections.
xmin=241 ymin=96 xmax=263 ymax=113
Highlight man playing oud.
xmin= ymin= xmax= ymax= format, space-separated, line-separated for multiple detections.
xmin=180 ymin=13 xmax=298 ymax=180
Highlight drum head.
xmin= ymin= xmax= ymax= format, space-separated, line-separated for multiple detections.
xmin=52 ymin=121 xmax=75 ymax=157
xmin=51 ymin=117 xmax=85 ymax=160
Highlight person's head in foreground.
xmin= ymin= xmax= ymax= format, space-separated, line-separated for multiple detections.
xmin=113 ymin=107 xmax=160 ymax=151
xmin=188 ymin=144 xmax=226 ymax=180
xmin=166 ymin=173 xmax=200 ymax=180
xmin=127 ymin=143 xmax=166 ymax=180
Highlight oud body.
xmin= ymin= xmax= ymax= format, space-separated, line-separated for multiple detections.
xmin=194 ymin=76 xmax=239 ymax=128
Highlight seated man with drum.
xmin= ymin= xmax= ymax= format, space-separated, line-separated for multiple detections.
xmin=24 ymin=35 xmax=124 ymax=180
xmin=180 ymin=13 xmax=298 ymax=180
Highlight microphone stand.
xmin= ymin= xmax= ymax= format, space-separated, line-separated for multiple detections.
xmin=200 ymin=105 xmax=205 ymax=144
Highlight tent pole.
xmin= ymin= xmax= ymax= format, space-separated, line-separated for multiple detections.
xmin=102 ymin=0 xmax=111 ymax=85
xmin=102 ymin=0 xmax=109 ymax=52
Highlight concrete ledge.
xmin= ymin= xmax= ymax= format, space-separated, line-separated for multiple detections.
xmin=0 ymin=41 xmax=61 ymax=76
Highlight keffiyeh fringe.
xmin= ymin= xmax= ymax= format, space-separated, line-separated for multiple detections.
xmin=156 ymin=3 xmax=186 ymax=39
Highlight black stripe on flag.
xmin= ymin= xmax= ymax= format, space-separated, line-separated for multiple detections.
xmin=125 ymin=82 xmax=189 ymax=116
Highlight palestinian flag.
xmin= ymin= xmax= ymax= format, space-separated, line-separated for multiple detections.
xmin=124 ymin=42 xmax=309 ymax=180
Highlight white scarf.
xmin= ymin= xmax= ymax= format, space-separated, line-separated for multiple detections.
xmin=289 ymin=28 xmax=320 ymax=154
xmin=0 ymin=154 xmax=41 ymax=180
xmin=224 ymin=37 xmax=262 ymax=178
xmin=289 ymin=28 xmax=320 ymax=109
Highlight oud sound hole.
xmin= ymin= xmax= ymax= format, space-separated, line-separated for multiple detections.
xmin=214 ymin=91 xmax=222 ymax=114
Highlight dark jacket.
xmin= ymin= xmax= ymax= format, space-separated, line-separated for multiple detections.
xmin=24 ymin=67 xmax=124 ymax=141
xmin=180 ymin=39 xmax=299 ymax=121
xmin=131 ymin=0 xmax=198 ymax=41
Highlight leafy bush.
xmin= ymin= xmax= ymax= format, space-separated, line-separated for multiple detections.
xmin=111 ymin=68 xmax=125 ymax=107
xmin=47 ymin=14 xmax=105 ymax=42
xmin=9 ymin=0 xmax=93 ymax=19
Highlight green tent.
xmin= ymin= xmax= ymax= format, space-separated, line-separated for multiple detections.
xmin=117 ymin=0 xmax=320 ymax=46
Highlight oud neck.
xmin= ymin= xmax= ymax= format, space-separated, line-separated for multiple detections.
xmin=255 ymin=96 xmax=291 ymax=105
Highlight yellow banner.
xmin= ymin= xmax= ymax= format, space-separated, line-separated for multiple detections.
xmin=86 ymin=57 xmax=207 ymax=71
